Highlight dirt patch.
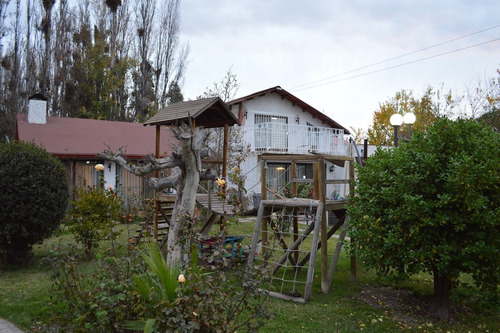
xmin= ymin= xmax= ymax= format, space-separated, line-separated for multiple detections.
xmin=359 ymin=284 xmax=475 ymax=328
xmin=359 ymin=285 xmax=430 ymax=327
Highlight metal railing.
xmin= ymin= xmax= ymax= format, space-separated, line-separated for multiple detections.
xmin=244 ymin=123 xmax=346 ymax=155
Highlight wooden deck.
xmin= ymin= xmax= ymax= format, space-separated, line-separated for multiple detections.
xmin=196 ymin=193 xmax=237 ymax=216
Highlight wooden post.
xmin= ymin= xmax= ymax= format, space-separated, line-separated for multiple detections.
xmin=207 ymin=179 xmax=212 ymax=214
xmin=154 ymin=125 xmax=161 ymax=240
xmin=222 ymin=124 xmax=229 ymax=190
xmin=261 ymin=160 xmax=267 ymax=247
xmin=291 ymin=160 xmax=299 ymax=263
xmin=219 ymin=124 xmax=229 ymax=231
xmin=314 ymin=160 xmax=328 ymax=293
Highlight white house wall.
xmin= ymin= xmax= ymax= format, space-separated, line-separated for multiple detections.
xmin=242 ymin=93 xmax=327 ymax=128
xmin=229 ymin=91 xmax=353 ymax=208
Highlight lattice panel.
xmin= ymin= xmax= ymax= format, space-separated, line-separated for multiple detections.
xmin=246 ymin=199 xmax=324 ymax=303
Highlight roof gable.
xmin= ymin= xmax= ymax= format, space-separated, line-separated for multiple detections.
xmin=228 ymin=86 xmax=350 ymax=134
xmin=16 ymin=115 xmax=175 ymax=159
xmin=144 ymin=97 xmax=240 ymax=128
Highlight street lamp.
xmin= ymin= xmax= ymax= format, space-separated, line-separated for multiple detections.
xmin=390 ymin=112 xmax=416 ymax=147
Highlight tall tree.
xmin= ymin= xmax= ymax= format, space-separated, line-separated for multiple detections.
xmin=51 ymin=0 xmax=73 ymax=116
xmin=0 ymin=0 xmax=11 ymax=45
xmin=40 ymin=0 xmax=56 ymax=95
xmin=132 ymin=0 xmax=156 ymax=121
xmin=153 ymin=0 xmax=189 ymax=109
xmin=0 ymin=0 xmax=24 ymax=141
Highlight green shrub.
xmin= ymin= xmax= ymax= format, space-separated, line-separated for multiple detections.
xmin=45 ymin=242 xmax=144 ymax=331
xmin=66 ymin=186 xmax=121 ymax=256
xmin=128 ymin=243 xmax=272 ymax=332
xmin=0 ymin=141 xmax=68 ymax=265
xmin=347 ymin=118 xmax=500 ymax=318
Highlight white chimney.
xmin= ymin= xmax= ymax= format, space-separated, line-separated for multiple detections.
xmin=28 ymin=94 xmax=48 ymax=124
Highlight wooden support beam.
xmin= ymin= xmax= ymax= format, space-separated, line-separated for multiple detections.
xmin=313 ymin=159 xmax=329 ymax=294
xmin=269 ymin=220 xmax=297 ymax=267
xmin=222 ymin=124 xmax=229 ymax=184
xmin=154 ymin=125 xmax=161 ymax=240
xmin=291 ymin=161 xmax=299 ymax=263
xmin=261 ymin=161 xmax=268 ymax=247
xmin=295 ymin=218 xmax=344 ymax=270
xmin=272 ymin=221 xmax=316 ymax=275
xmin=326 ymin=218 xmax=350 ymax=291
xmin=200 ymin=212 xmax=218 ymax=236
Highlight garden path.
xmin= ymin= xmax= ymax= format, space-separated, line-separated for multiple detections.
xmin=0 ymin=318 xmax=23 ymax=332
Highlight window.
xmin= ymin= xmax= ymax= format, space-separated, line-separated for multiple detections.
xmin=307 ymin=122 xmax=319 ymax=149
xmin=255 ymin=114 xmax=288 ymax=151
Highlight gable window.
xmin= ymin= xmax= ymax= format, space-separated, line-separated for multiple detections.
xmin=254 ymin=114 xmax=288 ymax=152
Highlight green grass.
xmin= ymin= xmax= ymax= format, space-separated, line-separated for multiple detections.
xmin=0 ymin=218 xmax=498 ymax=332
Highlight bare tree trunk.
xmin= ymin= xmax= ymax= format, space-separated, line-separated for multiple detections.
xmin=166 ymin=131 xmax=201 ymax=265
xmin=98 ymin=126 xmax=215 ymax=266
xmin=430 ymin=268 xmax=452 ymax=320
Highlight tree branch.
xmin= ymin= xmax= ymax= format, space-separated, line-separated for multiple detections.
xmin=97 ymin=146 xmax=183 ymax=176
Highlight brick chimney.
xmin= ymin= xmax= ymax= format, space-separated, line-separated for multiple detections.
xmin=28 ymin=93 xmax=48 ymax=124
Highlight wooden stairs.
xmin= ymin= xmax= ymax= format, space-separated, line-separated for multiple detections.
xmin=132 ymin=195 xmax=175 ymax=247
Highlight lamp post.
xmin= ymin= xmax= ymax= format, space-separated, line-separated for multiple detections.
xmin=390 ymin=112 xmax=416 ymax=147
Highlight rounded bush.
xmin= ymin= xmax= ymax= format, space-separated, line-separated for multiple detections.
xmin=0 ymin=141 xmax=69 ymax=265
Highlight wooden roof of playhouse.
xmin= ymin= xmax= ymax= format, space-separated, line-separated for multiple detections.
xmin=228 ymin=86 xmax=350 ymax=134
xmin=144 ymin=97 xmax=240 ymax=128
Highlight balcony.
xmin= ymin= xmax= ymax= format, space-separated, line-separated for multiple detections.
xmin=244 ymin=123 xmax=347 ymax=155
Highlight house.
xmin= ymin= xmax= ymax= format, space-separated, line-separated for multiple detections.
xmin=16 ymin=95 xmax=176 ymax=206
xmin=227 ymin=86 xmax=352 ymax=207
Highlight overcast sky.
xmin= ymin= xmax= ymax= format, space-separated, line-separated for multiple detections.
xmin=179 ymin=0 xmax=500 ymax=132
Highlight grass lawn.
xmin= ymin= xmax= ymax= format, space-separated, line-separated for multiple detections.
xmin=0 ymin=218 xmax=498 ymax=332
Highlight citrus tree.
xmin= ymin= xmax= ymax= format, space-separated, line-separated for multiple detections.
xmin=348 ymin=118 xmax=500 ymax=319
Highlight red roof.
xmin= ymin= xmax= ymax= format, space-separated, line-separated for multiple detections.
xmin=16 ymin=114 xmax=175 ymax=159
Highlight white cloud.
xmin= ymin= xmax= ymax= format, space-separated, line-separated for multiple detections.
xmin=179 ymin=0 xmax=500 ymax=132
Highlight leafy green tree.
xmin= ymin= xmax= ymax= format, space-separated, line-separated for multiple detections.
xmin=367 ymin=87 xmax=458 ymax=145
xmin=474 ymin=69 xmax=500 ymax=130
xmin=66 ymin=23 xmax=132 ymax=120
xmin=348 ymin=118 xmax=500 ymax=319
xmin=0 ymin=141 xmax=68 ymax=265
xmin=165 ymin=80 xmax=184 ymax=105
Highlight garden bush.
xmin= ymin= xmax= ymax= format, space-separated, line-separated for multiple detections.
xmin=128 ymin=243 xmax=272 ymax=332
xmin=347 ymin=118 xmax=500 ymax=319
xmin=66 ymin=186 xmax=121 ymax=256
xmin=0 ymin=141 xmax=68 ymax=265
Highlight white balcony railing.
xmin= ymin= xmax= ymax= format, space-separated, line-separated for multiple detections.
xmin=244 ymin=123 xmax=346 ymax=155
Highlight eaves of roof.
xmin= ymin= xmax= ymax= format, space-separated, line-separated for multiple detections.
xmin=228 ymin=86 xmax=350 ymax=134
xmin=144 ymin=97 xmax=240 ymax=128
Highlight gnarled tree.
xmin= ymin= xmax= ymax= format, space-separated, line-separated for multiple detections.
xmin=98 ymin=124 xmax=216 ymax=266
